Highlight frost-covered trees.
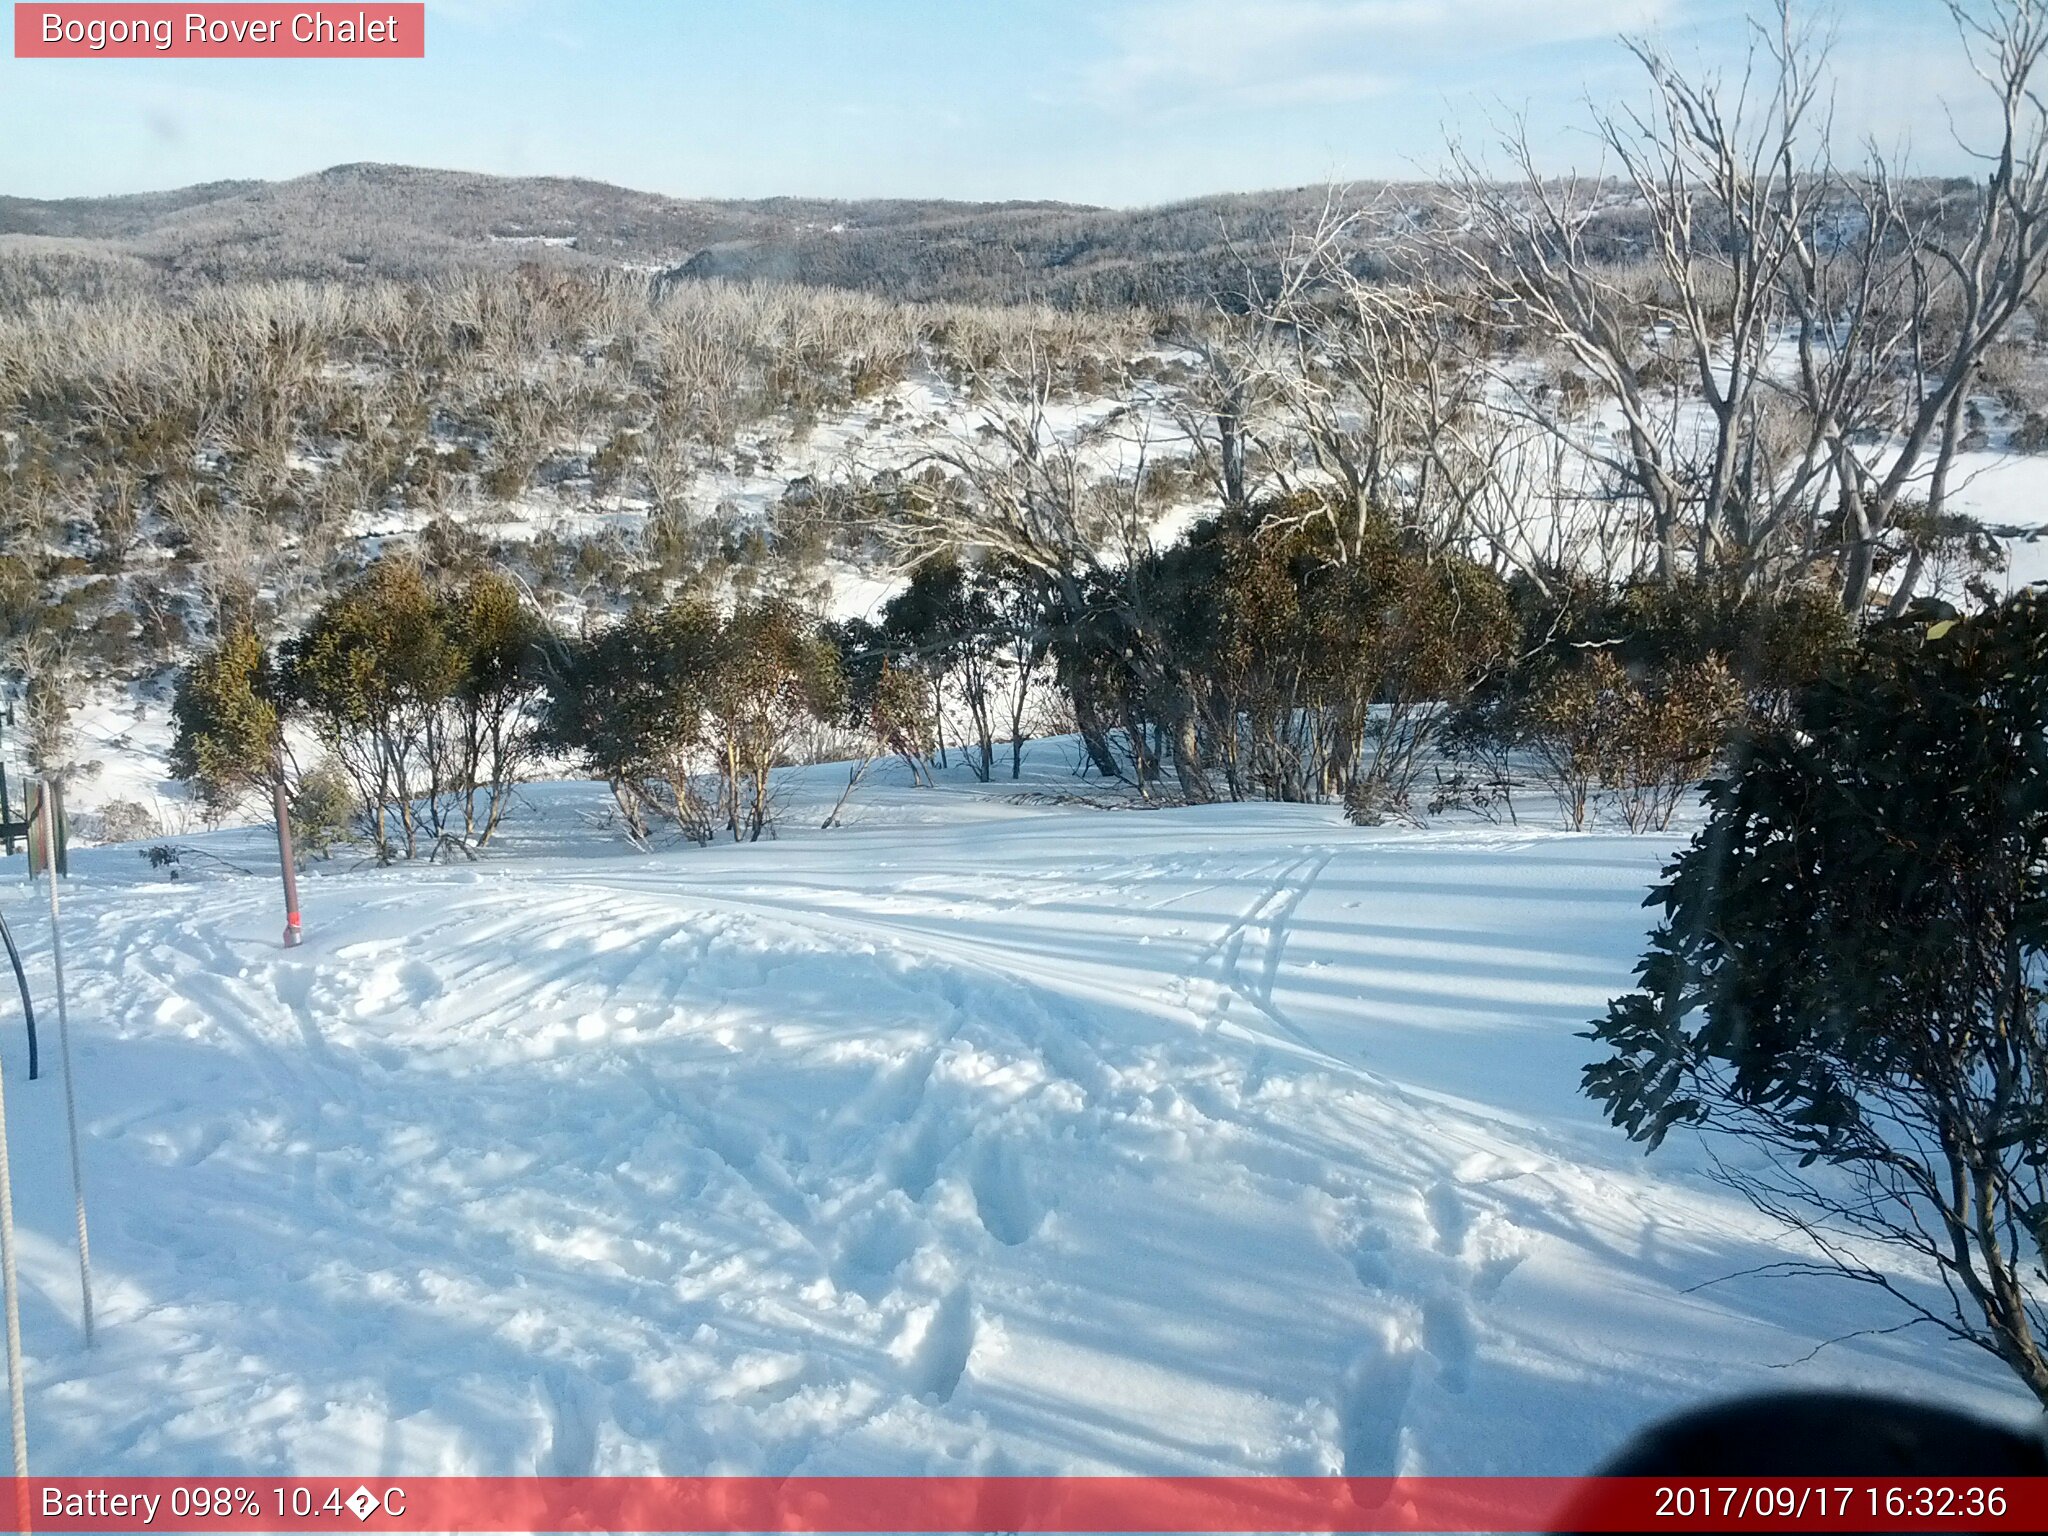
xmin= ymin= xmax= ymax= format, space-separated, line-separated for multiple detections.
xmin=1448 ymin=0 xmax=2048 ymax=610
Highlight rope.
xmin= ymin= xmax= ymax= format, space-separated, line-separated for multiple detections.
xmin=41 ymin=782 xmax=93 ymax=1348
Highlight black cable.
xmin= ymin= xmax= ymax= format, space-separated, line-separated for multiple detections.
xmin=0 ymin=914 xmax=35 ymax=1081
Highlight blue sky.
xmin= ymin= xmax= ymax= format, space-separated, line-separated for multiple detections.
xmin=0 ymin=1 xmax=1999 ymax=205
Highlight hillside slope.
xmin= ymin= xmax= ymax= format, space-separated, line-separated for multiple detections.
xmin=0 ymin=163 xmax=1437 ymax=302
xmin=0 ymin=164 xmax=1098 ymax=286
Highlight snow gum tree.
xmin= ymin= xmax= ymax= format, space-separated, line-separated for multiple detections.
xmin=1133 ymin=502 xmax=1517 ymax=813
xmin=168 ymin=622 xmax=282 ymax=817
xmin=704 ymin=601 xmax=844 ymax=842
xmin=1584 ymin=587 xmax=2048 ymax=1404
xmin=541 ymin=601 xmax=721 ymax=846
xmin=1448 ymin=0 xmax=2048 ymax=611
xmin=275 ymin=559 xmax=548 ymax=860
xmin=285 ymin=558 xmax=461 ymax=860
xmin=543 ymin=598 xmax=841 ymax=846
xmin=434 ymin=570 xmax=550 ymax=846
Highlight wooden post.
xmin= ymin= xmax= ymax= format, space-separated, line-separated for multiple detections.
xmin=25 ymin=782 xmax=65 ymax=879
xmin=0 ymin=703 xmax=13 ymax=857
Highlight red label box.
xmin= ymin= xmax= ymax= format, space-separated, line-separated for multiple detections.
xmin=2 ymin=1476 xmax=2045 ymax=1533
xmin=13 ymin=4 xmax=424 ymax=58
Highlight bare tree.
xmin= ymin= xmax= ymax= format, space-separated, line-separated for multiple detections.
xmin=883 ymin=338 xmax=1159 ymax=781
xmin=2 ymin=633 xmax=75 ymax=780
xmin=1446 ymin=0 xmax=2048 ymax=610
xmin=1159 ymin=315 xmax=1278 ymax=515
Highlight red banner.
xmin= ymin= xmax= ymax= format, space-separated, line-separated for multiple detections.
xmin=0 ymin=1476 xmax=2042 ymax=1533
xmin=13 ymin=4 xmax=424 ymax=58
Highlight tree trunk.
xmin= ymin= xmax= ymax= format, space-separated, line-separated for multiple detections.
xmin=1168 ymin=712 xmax=1215 ymax=803
xmin=1068 ymin=677 xmax=1120 ymax=778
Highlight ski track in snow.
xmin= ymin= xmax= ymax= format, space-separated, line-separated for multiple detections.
xmin=0 ymin=762 xmax=2030 ymax=1478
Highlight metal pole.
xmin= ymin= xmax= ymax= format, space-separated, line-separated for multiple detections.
xmin=274 ymin=767 xmax=301 ymax=949
xmin=0 ymin=918 xmax=35 ymax=1083
xmin=39 ymin=781 xmax=93 ymax=1347
xmin=1 ymin=703 xmax=13 ymax=857
xmin=0 ymin=982 xmax=29 ymax=1497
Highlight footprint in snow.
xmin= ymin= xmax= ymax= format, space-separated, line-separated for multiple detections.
xmin=1420 ymin=1291 xmax=1477 ymax=1394
xmin=968 ymin=1138 xmax=1044 ymax=1246
xmin=890 ymin=1117 xmax=956 ymax=1202
xmin=1336 ymin=1327 xmax=1417 ymax=1477
xmin=831 ymin=1203 xmax=921 ymax=1301
xmin=538 ymin=1367 xmax=600 ymax=1475
xmin=1425 ymin=1179 xmax=1470 ymax=1258
xmin=899 ymin=1286 xmax=977 ymax=1404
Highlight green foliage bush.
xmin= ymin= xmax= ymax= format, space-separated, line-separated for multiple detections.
xmin=1585 ymin=588 xmax=2048 ymax=1404
xmin=289 ymin=760 xmax=357 ymax=862
xmin=544 ymin=598 xmax=842 ymax=845
xmin=1468 ymin=573 xmax=1849 ymax=829
xmin=167 ymin=623 xmax=279 ymax=816
xmin=1126 ymin=501 xmax=1518 ymax=813
xmin=169 ymin=559 xmax=549 ymax=860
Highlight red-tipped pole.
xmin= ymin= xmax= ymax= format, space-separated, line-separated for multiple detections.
xmin=273 ymin=766 xmax=302 ymax=949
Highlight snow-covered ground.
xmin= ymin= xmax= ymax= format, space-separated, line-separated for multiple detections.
xmin=0 ymin=749 xmax=2032 ymax=1479
xmin=1944 ymin=448 xmax=2048 ymax=590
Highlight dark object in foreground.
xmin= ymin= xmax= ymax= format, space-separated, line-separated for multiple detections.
xmin=1597 ymin=1391 xmax=2047 ymax=1476
xmin=1562 ymin=1390 xmax=2048 ymax=1535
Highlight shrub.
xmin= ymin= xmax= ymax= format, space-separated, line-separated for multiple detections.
xmin=1134 ymin=503 xmax=1517 ymax=810
xmin=1601 ymin=657 xmax=1747 ymax=833
xmin=1611 ymin=577 xmax=1851 ymax=714
xmin=285 ymin=557 xmax=460 ymax=859
xmin=704 ymin=600 xmax=843 ymax=841
xmin=281 ymin=558 xmax=546 ymax=860
xmin=289 ymin=760 xmax=357 ymax=862
xmin=94 ymin=799 xmax=159 ymax=845
xmin=1520 ymin=653 xmax=1630 ymax=830
xmin=543 ymin=598 xmax=842 ymax=845
xmin=1584 ymin=589 xmax=2048 ymax=1406
xmin=168 ymin=623 xmax=281 ymax=816
xmin=436 ymin=570 xmax=550 ymax=845
xmin=541 ymin=601 xmax=721 ymax=845
xmin=826 ymin=618 xmax=936 ymax=785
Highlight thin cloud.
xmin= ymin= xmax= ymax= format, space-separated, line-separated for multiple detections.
xmin=1087 ymin=0 xmax=1677 ymax=109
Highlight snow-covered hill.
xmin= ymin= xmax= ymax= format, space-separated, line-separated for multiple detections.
xmin=0 ymin=751 xmax=2030 ymax=1478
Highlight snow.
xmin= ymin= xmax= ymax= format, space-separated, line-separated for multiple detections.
xmin=48 ymin=682 xmax=191 ymax=834
xmin=0 ymin=749 xmax=2031 ymax=1479
xmin=1941 ymin=449 xmax=2048 ymax=591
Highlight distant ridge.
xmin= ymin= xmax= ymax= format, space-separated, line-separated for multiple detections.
xmin=0 ymin=163 xmax=1111 ymax=291
xmin=1 ymin=161 xmax=1707 ymax=307
xmin=0 ymin=162 xmax=1405 ymax=305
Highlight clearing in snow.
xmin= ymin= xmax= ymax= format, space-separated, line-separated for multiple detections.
xmin=0 ymin=752 xmax=2028 ymax=1477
